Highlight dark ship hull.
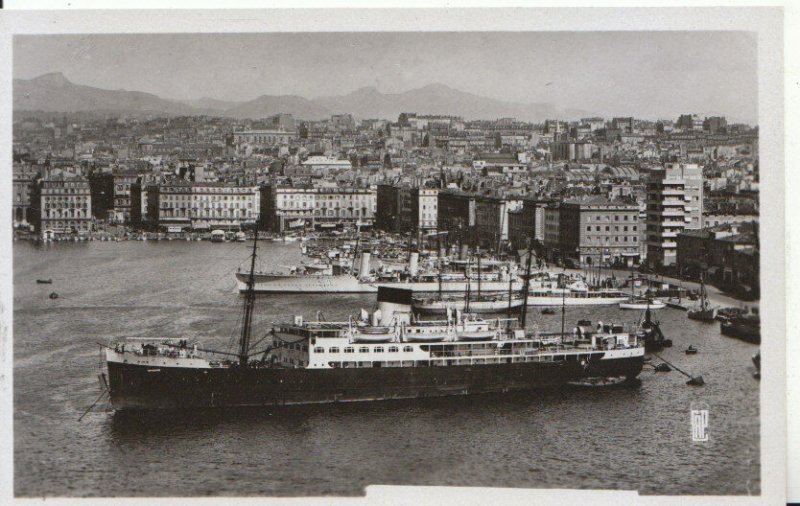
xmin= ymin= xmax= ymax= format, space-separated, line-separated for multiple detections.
xmin=107 ymin=354 xmax=644 ymax=410
xmin=720 ymin=320 xmax=761 ymax=344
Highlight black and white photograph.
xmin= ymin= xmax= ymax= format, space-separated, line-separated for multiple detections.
xmin=0 ymin=5 xmax=791 ymax=505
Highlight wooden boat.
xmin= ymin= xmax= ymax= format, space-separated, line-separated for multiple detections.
xmin=36 ymin=279 xmax=52 ymax=284
xmin=687 ymin=276 xmax=717 ymax=321
xmin=720 ymin=315 xmax=760 ymax=344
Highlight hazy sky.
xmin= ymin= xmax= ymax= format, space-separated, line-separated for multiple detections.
xmin=14 ymin=32 xmax=757 ymax=122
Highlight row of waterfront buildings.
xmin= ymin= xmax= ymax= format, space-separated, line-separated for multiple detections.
xmin=14 ymin=161 xmax=755 ymax=280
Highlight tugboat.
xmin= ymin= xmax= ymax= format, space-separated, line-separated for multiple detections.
xmin=638 ymin=306 xmax=666 ymax=352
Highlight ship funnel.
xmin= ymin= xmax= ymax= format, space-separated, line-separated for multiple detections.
xmin=409 ymin=251 xmax=420 ymax=277
xmin=377 ymin=287 xmax=412 ymax=326
xmin=359 ymin=251 xmax=372 ymax=279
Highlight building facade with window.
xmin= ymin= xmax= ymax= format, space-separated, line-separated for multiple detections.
xmin=645 ymin=163 xmax=704 ymax=268
xmin=560 ymin=196 xmax=641 ymax=266
xmin=263 ymin=186 xmax=377 ymax=232
xmin=12 ymin=164 xmax=38 ymax=227
xmin=144 ymin=180 xmax=260 ymax=231
xmin=112 ymin=171 xmax=141 ymax=224
xmin=40 ymin=171 xmax=92 ymax=237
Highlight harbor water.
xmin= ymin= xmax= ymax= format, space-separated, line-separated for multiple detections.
xmin=12 ymin=240 xmax=760 ymax=496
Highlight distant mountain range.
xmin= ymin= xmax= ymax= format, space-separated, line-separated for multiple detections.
xmin=14 ymin=72 xmax=597 ymax=122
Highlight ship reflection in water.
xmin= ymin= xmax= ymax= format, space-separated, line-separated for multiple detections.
xmin=13 ymin=241 xmax=759 ymax=497
xmin=104 ymin=387 xmax=651 ymax=496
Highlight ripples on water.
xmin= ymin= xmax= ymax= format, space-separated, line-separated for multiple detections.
xmin=12 ymin=241 xmax=760 ymax=496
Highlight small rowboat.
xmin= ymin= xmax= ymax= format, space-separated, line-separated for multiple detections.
xmin=36 ymin=279 xmax=52 ymax=284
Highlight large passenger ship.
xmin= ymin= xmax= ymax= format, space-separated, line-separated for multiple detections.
xmin=104 ymin=233 xmax=645 ymax=410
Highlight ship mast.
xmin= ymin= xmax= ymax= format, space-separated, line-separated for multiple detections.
xmin=519 ymin=237 xmax=534 ymax=327
xmin=239 ymin=227 xmax=259 ymax=366
xmin=476 ymin=248 xmax=482 ymax=299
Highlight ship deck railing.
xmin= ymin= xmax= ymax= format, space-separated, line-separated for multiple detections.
xmin=425 ymin=343 xmax=639 ymax=358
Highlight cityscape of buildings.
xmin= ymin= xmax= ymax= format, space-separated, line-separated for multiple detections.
xmin=12 ymin=109 xmax=759 ymax=297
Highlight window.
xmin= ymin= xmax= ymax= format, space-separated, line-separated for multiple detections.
xmin=633 ymin=226 xmax=638 ymax=231
xmin=388 ymin=346 xmax=399 ymax=353
xmin=595 ymin=226 xmax=601 ymax=231
xmin=615 ymin=215 xmax=619 ymax=221
xmin=344 ymin=347 xmax=354 ymax=353
xmin=586 ymin=226 xmax=591 ymax=231
xmin=404 ymin=346 xmax=413 ymax=352
xmin=329 ymin=347 xmax=340 ymax=353
xmin=623 ymin=226 xmax=628 ymax=232
xmin=359 ymin=346 xmax=369 ymax=353
xmin=374 ymin=347 xmax=384 ymax=353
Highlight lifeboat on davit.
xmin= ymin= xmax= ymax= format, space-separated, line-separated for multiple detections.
xmin=352 ymin=326 xmax=395 ymax=343
xmin=403 ymin=325 xmax=448 ymax=343
xmin=457 ymin=329 xmax=496 ymax=341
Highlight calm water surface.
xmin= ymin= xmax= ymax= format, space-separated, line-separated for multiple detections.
xmin=12 ymin=240 xmax=760 ymax=496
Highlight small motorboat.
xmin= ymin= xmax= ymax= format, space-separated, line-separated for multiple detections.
xmin=49 ymin=292 xmax=59 ymax=300
xmin=654 ymin=363 xmax=671 ymax=372
xmin=541 ymin=308 xmax=556 ymax=315
xmin=685 ymin=345 xmax=698 ymax=355
xmin=662 ymin=339 xmax=673 ymax=348
xmin=686 ymin=375 xmax=705 ymax=386
xmin=36 ymin=279 xmax=52 ymax=284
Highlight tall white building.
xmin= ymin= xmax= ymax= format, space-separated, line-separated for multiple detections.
xmin=645 ymin=163 xmax=704 ymax=268
xmin=418 ymin=188 xmax=439 ymax=230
